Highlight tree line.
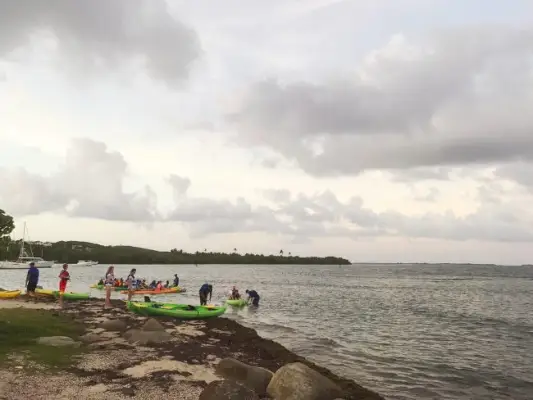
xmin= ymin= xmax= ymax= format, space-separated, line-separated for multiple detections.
xmin=0 ymin=209 xmax=350 ymax=265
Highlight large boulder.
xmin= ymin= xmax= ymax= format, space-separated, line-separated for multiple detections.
xmin=199 ymin=380 xmax=259 ymax=400
xmin=123 ymin=329 xmax=172 ymax=345
xmin=36 ymin=336 xmax=81 ymax=348
xmin=142 ymin=318 xmax=165 ymax=331
xmin=267 ymin=362 xmax=344 ymax=400
xmin=98 ymin=319 xmax=127 ymax=332
xmin=215 ymin=358 xmax=273 ymax=396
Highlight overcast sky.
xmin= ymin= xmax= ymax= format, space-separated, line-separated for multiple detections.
xmin=1 ymin=0 xmax=533 ymax=264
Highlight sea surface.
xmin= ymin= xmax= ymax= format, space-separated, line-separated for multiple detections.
xmin=1 ymin=263 xmax=532 ymax=400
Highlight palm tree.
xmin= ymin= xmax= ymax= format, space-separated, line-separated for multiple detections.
xmin=233 ymin=248 xmax=237 ymax=253
xmin=289 ymin=252 xmax=292 ymax=256
xmin=279 ymin=249 xmax=283 ymax=256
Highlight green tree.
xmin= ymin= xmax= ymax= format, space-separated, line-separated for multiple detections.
xmin=0 ymin=209 xmax=14 ymax=238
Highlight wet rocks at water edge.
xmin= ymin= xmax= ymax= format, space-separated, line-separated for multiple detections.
xmin=201 ymin=358 xmax=347 ymax=400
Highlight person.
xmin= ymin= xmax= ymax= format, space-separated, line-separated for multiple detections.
xmin=58 ymin=263 xmax=70 ymax=309
xmin=97 ymin=278 xmax=104 ymax=286
xmin=25 ymin=262 xmax=39 ymax=298
xmin=104 ymin=266 xmax=115 ymax=309
xmin=199 ymin=283 xmax=212 ymax=306
xmin=164 ymin=280 xmax=170 ymax=288
xmin=173 ymin=274 xmax=180 ymax=287
xmin=156 ymin=281 xmax=163 ymax=291
xmin=246 ymin=289 xmax=260 ymax=306
xmin=231 ymin=286 xmax=241 ymax=300
xmin=126 ymin=268 xmax=137 ymax=301
xmin=149 ymin=280 xmax=157 ymax=289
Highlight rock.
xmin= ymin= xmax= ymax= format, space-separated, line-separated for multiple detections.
xmin=36 ymin=336 xmax=81 ymax=348
xmin=206 ymin=355 xmax=217 ymax=362
xmin=216 ymin=358 xmax=273 ymax=396
xmin=142 ymin=318 xmax=165 ymax=331
xmin=98 ymin=319 xmax=127 ymax=332
xmin=267 ymin=362 xmax=344 ymax=400
xmin=79 ymin=333 xmax=103 ymax=344
xmin=199 ymin=380 xmax=259 ymax=400
xmin=123 ymin=329 xmax=172 ymax=345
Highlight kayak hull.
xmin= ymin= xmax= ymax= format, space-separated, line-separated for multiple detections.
xmin=127 ymin=301 xmax=226 ymax=320
xmin=90 ymin=284 xmax=128 ymax=291
xmin=226 ymin=298 xmax=247 ymax=307
xmin=0 ymin=290 xmax=21 ymax=299
xmin=119 ymin=287 xmax=183 ymax=295
xmin=36 ymin=288 xmax=89 ymax=300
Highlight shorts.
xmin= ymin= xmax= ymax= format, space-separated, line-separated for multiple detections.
xmin=252 ymin=297 xmax=260 ymax=306
xmin=27 ymin=281 xmax=37 ymax=292
xmin=59 ymin=281 xmax=67 ymax=293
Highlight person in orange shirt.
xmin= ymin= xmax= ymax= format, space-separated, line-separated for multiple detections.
xmin=58 ymin=264 xmax=70 ymax=309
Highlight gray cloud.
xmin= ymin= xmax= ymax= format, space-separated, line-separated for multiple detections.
xmin=0 ymin=0 xmax=199 ymax=84
xmin=0 ymin=138 xmax=158 ymax=221
xmin=229 ymin=27 xmax=533 ymax=176
xmin=494 ymin=162 xmax=533 ymax=191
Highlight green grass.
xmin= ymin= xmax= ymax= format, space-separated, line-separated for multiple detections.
xmin=0 ymin=308 xmax=85 ymax=368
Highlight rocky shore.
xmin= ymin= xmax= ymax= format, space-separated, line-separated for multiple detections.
xmin=0 ymin=297 xmax=384 ymax=400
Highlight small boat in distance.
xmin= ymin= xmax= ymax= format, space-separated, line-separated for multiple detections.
xmin=75 ymin=260 xmax=99 ymax=267
xmin=0 ymin=223 xmax=54 ymax=269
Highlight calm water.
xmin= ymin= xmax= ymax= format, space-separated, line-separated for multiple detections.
xmin=1 ymin=263 xmax=532 ymax=400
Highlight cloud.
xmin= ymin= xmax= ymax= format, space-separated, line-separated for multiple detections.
xmin=0 ymin=0 xmax=200 ymax=85
xmin=228 ymin=27 xmax=533 ymax=176
xmin=494 ymin=162 xmax=533 ymax=192
xmin=0 ymin=138 xmax=158 ymax=221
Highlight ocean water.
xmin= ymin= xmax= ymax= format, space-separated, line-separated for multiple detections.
xmin=1 ymin=263 xmax=532 ymax=400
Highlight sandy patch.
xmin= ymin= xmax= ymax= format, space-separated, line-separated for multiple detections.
xmin=122 ymin=360 xmax=220 ymax=383
xmin=0 ymin=300 xmax=56 ymax=309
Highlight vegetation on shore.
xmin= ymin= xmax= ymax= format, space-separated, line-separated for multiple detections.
xmin=0 ymin=209 xmax=350 ymax=265
xmin=0 ymin=308 xmax=85 ymax=368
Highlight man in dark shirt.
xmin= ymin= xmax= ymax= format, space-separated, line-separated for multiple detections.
xmin=25 ymin=262 xmax=39 ymax=297
xmin=199 ymin=283 xmax=212 ymax=306
xmin=246 ymin=289 xmax=260 ymax=306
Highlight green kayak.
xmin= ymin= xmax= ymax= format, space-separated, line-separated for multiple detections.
xmin=54 ymin=291 xmax=90 ymax=300
xmin=226 ymin=298 xmax=247 ymax=307
xmin=90 ymin=284 xmax=128 ymax=291
xmin=127 ymin=301 xmax=226 ymax=320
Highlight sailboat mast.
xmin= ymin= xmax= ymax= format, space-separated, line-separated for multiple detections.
xmin=18 ymin=222 xmax=26 ymax=259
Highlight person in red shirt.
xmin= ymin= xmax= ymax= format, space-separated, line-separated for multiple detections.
xmin=58 ymin=264 xmax=70 ymax=309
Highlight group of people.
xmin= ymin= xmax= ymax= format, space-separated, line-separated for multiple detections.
xmin=198 ymin=283 xmax=260 ymax=306
xmin=25 ymin=262 xmax=71 ymax=308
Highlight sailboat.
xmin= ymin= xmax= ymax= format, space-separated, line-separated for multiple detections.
xmin=0 ymin=223 xmax=54 ymax=269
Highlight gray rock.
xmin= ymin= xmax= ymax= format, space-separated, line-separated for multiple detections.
xmin=199 ymin=380 xmax=259 ymax=400
xmin=123 ymin=329 xmax=172 ymax=345
xmin=79 ymin=333 xmax=103 ymax=344
xmin=142 ymin=318 xmax=165 ymax=331
xmin=267 ymin=362 xmax=344 ymax=400
xmin=98 ymin=319 xmax=127 ymax=332
xmin=36 ymin=336 xmax=81 ymax=348
xmin=216 ymin=358 xmax=273 ymax=396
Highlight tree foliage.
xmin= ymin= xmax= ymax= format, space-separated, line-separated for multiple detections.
xmin=0 ymin=209 xmax=15 ymax=238
xmin=2 ymin=240 xmax=351 ymax=265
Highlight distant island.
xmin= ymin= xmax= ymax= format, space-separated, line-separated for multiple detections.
xmin=3 ymin=240 xmax=351 ymax=265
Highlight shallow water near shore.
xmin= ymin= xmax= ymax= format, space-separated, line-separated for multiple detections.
xmin=2 ymin=263 xmax=532 ymax=400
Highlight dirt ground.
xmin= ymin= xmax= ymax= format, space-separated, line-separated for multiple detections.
xmin=0 ymin=297 xmax=383 ymax=400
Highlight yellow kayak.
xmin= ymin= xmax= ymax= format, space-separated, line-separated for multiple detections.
xmin=36 ymin=288 xmax=55 ymax=296
xmin=0 ymin=290 xmax=21 ymax=299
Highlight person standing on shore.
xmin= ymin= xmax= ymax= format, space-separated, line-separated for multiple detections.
xmin=58 ymin=264 xmax=70 ymax=309
xmin=126 ymin=268 xmax=137 ymax=301
xmin=104 ymin=266 xmax=115 ymax=309
xmin=25 ymin=262 xmax=39 ymax=299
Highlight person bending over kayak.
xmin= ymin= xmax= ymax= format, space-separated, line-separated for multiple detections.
xmin=199 ymin=283 xmax=212 ymax=306
xmin=246 ymin=289 xmax=260 ymax=306
xmin=58 ymin=264 xmax=70 ymax=309
xmin=173 ymin=274 xmax=180 ymax=287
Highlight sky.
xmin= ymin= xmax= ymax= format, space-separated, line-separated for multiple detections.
xmin=1 ymin=0 xmax=533 ymax=264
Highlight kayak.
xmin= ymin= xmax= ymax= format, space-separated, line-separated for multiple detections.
xmin=0 ymin=290 xmax=21 ymax=299
xmin=126 ymin=301 xmax=226 ymax=320
xmin=90 ymin=284 xmax=128 ymax=291
xmin=36 ymin=288 xmax=90 ymax=300
xmin=226 ymin=298 xmax=247 ymax=307
xmin=119 ymin=287 xmax=182 ymax=295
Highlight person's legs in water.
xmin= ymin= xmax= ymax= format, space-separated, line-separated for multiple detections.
xmin=59 ymin=280 xmax=67 ymax=309
xmin=252 ymin=296 xmax=260 ymax=306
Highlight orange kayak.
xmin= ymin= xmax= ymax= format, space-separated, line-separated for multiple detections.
xmin=119 ymin=287 xmax=181 ymax=295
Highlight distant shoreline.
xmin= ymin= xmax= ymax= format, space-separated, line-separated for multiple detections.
xmin=3 ymin=239 xmax=350 ymax=265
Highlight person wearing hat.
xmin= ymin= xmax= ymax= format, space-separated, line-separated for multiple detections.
xmin=25 ymin=262 xmax=39 ymax=298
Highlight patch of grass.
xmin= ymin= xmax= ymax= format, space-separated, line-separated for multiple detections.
xmin=0 ymin=308 xmax=85 ymax=368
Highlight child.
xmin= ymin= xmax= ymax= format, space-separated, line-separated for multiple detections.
xmin=58 ymin=264 xmax=70 ymax=309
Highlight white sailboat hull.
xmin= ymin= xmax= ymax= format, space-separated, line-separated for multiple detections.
xmin=0 ymin=260 xmax=54 ymax=269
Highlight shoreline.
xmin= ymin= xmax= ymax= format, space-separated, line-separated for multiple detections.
xmin=0 ymin=296 xmax=384 ymax=399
